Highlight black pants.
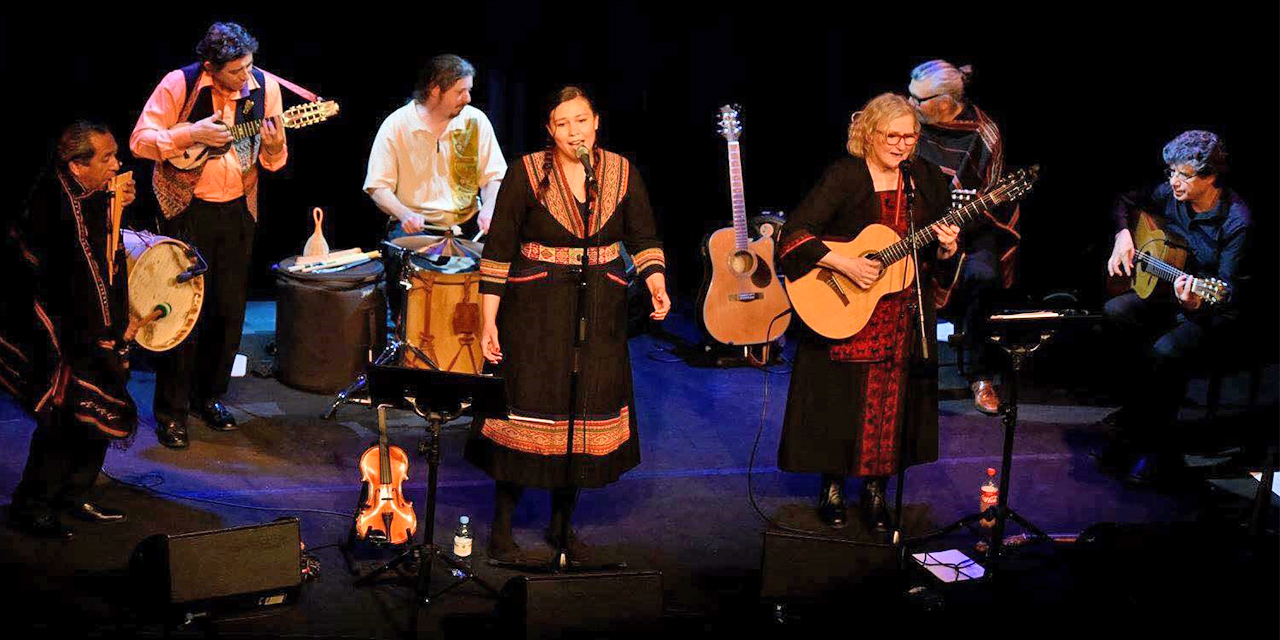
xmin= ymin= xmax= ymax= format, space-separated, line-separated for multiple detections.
xmin=154 ymin=198 xmax=255 ymax=422
xmin=11 ymin=410 xmax=110 ymax=518
xmin=1103 ymin=291 xmax=1222 ymax=452
xmin=952 ymin=248 xmax=1002 ymax=381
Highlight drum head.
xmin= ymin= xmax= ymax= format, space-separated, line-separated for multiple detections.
xmin=388 ymin=234 xmax=483 ymax=274
xmin=126 ymin=238 xmax=204 ymax=352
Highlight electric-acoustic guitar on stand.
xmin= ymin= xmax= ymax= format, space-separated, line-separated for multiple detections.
xmin=167 ymin=100 xmax=340 ymax=170
xmin=785 ymin=166 xmax=1040 ymax=340
xmin=698 ymin=105 xmax=792 ymax=346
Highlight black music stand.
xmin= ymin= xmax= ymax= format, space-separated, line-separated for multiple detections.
xmin=908 ymin=310 xmax=1100 ymax=572
xmin=348 ymin=365 xmax=507 ymax=621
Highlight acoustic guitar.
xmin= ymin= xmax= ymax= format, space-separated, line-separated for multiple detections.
xmin=785 ymin=166 xmax=1039 ymax=340
xmin=1128 ymin=211 xmax=1230 ymax=304
xmin=168 ymin=100 xmax=339 ymax=170
xmin=698 ymin=105 xmax=792 ymax=345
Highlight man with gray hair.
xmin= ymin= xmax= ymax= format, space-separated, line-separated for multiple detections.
xmin=908 ymin=59 xmax=1020 ymax=417
xmin=364 ymin=53 xmax=506 ymax=238
xmin=1099 ymin=130 xmax=1252 ymax=486
xmin=3 ymin=122 xmax=138 ymax=539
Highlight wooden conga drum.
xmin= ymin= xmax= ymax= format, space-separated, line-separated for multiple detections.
xmin=122 ymin=229 xmax=204 ymax=352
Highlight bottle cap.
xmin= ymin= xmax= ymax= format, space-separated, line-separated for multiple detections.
xmin=460 ymin=516 xmax=469 ymax=524
xmin=986 ymin=468 xmax=996 ymax=476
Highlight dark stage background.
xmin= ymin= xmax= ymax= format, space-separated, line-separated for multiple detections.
xmin=5 ymin=7 xmax=1277 ymax=317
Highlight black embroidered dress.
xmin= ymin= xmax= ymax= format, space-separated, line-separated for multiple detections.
xmin=465 ymin=149 xmax=665 ymax=489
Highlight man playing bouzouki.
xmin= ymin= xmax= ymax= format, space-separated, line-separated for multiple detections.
xmin=1097 ymin=130 xmax=1252 ymax=486
xmin=131 ymin=22 xmax=288 ymax=449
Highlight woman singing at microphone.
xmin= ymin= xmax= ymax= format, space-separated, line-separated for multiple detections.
xmin=775 ymin=93 xmax=960 ymax=531
xmin=466 ymin=86 xmax=670 ymax=563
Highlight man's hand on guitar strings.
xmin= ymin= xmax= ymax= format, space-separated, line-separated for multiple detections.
xmin=1174 ymin=275 xmax=1203 ymax=311
xmin=190 ymin=114 xmax=233 ymax=146
xmin=1108 ymin=229 xmax=1136 ymax=277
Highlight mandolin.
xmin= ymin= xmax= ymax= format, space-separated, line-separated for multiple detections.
xmin=697 ymin=105 xmax=792 ymax=345
xmin=167 ymin=100 xmax=339 ymax=170
xmin=355 ymin=406 xmax=416 ymax=545
xmin=784 ymin=166 xmax=1039 ymax=340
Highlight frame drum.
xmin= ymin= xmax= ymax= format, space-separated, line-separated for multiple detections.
xmin=123 ymin=230 xmax=204 ymax=352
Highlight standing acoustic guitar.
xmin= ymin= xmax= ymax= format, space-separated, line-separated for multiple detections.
xmin=698 ymin=105 xmax=792 ymax=346
xmin=785 ymin=166 xmax=1040 ymax=340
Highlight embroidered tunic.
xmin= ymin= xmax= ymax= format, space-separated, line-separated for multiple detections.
xmin=464 ymin=149 xmax=665 ymax=488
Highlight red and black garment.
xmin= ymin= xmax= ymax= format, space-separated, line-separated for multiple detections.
xmin=1 ymin=167 xmax=137 ymax=440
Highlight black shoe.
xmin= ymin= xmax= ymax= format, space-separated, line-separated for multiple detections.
xmin=68 ymin=502 xmax=126 ymax=523
xmin=861 ymin=478 xmax=889 ymax=531
xmin=9 ymin=512 xmax=74 ymax=540
xmin=196 ymin=400 xmax=237 ymax=432
xmin=818 ymin=476 xmax=847 ymax=529
xmin=156 ymin=420 xmax=189 ymax=449
xmin=544 ymin=528 xmax=592 ymax=563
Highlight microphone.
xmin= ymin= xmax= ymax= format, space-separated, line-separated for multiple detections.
xmin=897 ymin=157 xmax=913 ymax=172
xmin=898 ymin=157 xmax=914 ymax=195
xmin=576 ymin=145 xmax=597 ymax=187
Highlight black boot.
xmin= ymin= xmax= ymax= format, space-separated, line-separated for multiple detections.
xmin=547 ymin=488 xmax=591 ymax=563
xmin=487 ymin=481 xmax=538 ymax=564
xmin=818 ymin=474 xmax=847 ymax=528
xmin=861 ymin=477 xmax=889 ymax=531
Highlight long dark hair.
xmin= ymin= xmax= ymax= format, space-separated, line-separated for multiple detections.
xmin=537 ymin=86 xmax=597 ymax=201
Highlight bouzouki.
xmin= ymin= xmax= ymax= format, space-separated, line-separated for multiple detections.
xmin=785 ymin=166 xmax=1040 ymax=340
xmin=355 ymin=406 xmax=417 ymax=545
xmin=1129 ymin=210 xmax=1230 ymax=304
xmin=167 ymin=100 xmax=340 ymax=170
xmin=698 ymin=105 xmax=792 ymax=345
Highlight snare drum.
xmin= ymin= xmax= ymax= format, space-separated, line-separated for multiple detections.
xmin=122 ymin=229 xmax=204 ymax=352
xmin=386 ymin=235 xmax=485 ymax=374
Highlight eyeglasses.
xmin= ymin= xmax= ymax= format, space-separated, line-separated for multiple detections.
xmin=877 ymin=130 xmax=919 ymax=146
xmin=1165 ymin=168 xmax=1199 ymax=183
xmin=908 ymin=92 xmax=942 ymax=104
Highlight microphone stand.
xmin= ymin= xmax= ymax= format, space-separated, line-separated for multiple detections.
xmin=890 ymin=162 xmax=928 ymax=554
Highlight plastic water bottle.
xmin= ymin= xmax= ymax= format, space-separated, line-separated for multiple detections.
xmin=979 ymin=468 xmax=999 ymax=528
xmin=451 ymin=516 xmax=473 ymax=578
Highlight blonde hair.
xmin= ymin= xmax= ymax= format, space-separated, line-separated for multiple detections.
xmin=846 ymin=93 xmax=919 ymax=158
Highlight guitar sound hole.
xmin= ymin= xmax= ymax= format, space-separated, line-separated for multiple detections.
xmin=729 ymin=251 xmax=755 ymax=276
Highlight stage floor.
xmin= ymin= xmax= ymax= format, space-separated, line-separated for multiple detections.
xmin=1 ymin=303 xmax=1276 ymax=636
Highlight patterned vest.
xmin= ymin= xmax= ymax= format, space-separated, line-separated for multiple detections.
xmin=151 ymin=63 xmax=267 ymax=220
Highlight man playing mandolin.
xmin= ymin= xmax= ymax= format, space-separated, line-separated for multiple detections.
xmin=1098 ymin=130 xmax=1252 ymax=485
xmin=131 ymin=22 xmax=288 ymax=448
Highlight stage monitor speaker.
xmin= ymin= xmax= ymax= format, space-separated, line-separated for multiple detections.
xmin=130 ymin=517 xmax=302 ymax=623
xmin=500 ymin=570 xmax=663 ymax=637
xmin=761 ymin=528 xmax=901 ymax=601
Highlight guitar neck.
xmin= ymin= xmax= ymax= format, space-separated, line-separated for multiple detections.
xmin=228 ymin=118 xmax=266 ymax=142
xmin=873 ymin=181 xmax=1016 ymax=265
xmin=727 ymin=141 xmax=748 ymax=250
xmin=1135 ymin=252 xmax=1191 ymax=286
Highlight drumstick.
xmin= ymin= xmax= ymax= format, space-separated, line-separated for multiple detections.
xmin=124 ymin=303 xmax=171 ymax=342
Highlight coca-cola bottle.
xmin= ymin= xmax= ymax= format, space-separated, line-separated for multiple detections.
xmin=979 ymin=467 xmax=999 ymax=528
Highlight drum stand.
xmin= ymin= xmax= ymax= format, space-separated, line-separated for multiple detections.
xmin=324 ymin=249 xmax=437 ymax=419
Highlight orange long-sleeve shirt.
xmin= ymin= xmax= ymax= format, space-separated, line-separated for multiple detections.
xmin=130 ymin=68 xmax=287 ymax=203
